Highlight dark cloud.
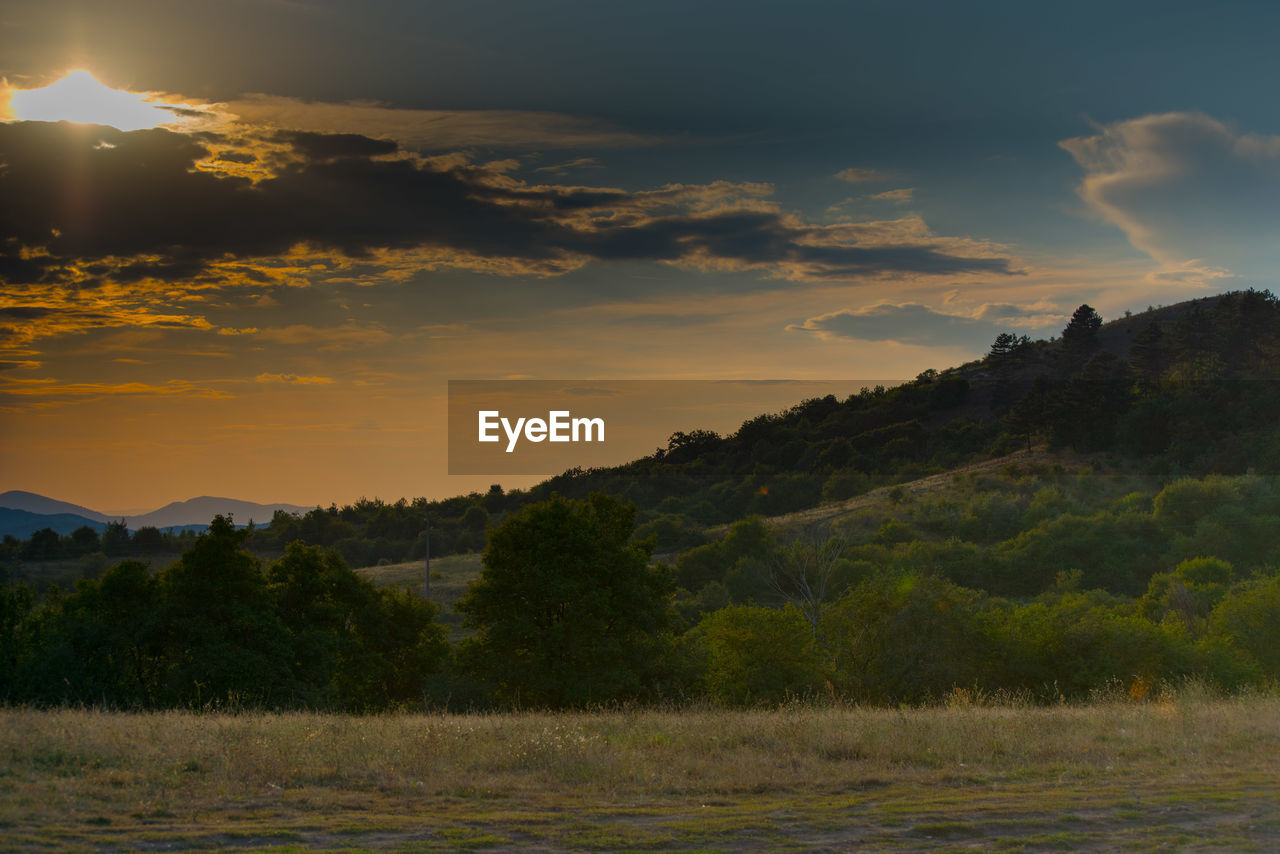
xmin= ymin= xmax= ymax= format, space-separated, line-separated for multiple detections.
xmin=214 ymin=149 xmax=258 ymax=164
xmin=0 ymin=306 xmax=57 ymax=320
xmin=0 ymin=122 xmax=1017 ymax=292
xmin=273 ymin=130 xmax=399 ymax=160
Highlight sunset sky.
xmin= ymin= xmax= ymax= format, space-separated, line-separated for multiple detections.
xmin=4 ymin=0 xmax=1280 ymax=512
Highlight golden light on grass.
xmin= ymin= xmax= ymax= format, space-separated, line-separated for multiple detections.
xmin=6 ymin=69 xmax=181 ymax=131
xmin=2 ymin=692 xmax=1279 ymax=850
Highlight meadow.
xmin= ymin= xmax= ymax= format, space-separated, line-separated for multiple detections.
xmin=3 ymin=688 xmax=1279 ymax=851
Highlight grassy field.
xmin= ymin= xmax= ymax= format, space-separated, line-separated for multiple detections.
xmin=3 ymin=690 xmax=1279 ymax=851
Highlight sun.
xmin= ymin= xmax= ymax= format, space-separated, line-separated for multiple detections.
xmin=6 ymin=70 xmax=179 ymax=131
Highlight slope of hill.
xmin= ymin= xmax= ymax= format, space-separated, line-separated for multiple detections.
xmin=0 ymin=491 xmax=110 ymax=523
xmin=0 ymin=508 xmax=106 ymax=539
xmin=125 ymin=496 xmax=313 ymax=529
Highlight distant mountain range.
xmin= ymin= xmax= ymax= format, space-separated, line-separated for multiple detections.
xmin=0 ymin=491 xmax=313 ymax=538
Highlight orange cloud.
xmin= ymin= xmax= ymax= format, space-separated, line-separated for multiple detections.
xmin=0 ymin=377 xmax=233 ymax=411
xmin=255 ymin=373 xmax=335 ymax=385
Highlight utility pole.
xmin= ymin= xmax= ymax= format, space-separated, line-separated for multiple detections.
xmin=424 ymin=513 xmax=431 ymax=600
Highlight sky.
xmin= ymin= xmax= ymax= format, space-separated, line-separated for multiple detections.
xmin=3 ymin=0 xmax=1280 ymax=512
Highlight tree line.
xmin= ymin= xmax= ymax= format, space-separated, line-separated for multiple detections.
xmin=4 ymin=480 xmax=1280 ymax=711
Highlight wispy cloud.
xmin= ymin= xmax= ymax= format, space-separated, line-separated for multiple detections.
xmin=835 ymin=167 xmax=896 ymax=183
xmin=255 ymin=373 xmax=335 ymax=385
xmin=868 ymin=188 xmax=915 ymax=203
xmin=533 ymin=157 xmax=604 ymax=175
xmin=0 ymin=377 xmax=232 ymax=411
xmin=253 ymin=322 xmax=394 ymax=351
xmin=789 ymin=301 xmax=1051 ymax=348
xmin=1061 ymin=111 xmax=1280 ymax=285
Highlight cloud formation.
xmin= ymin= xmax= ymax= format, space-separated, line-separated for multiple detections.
xmin=790 ymin=302 xmax=1050 ymax=348
xmin=0 ymin=377 xmax=231 ymax=411
xmin=255 ymin=373 xmax=334 ymax=385
xmin=0 ymin=121 xmax=1020 ymax=346
xmin=1061 ymin=112 xmax=1280 ymax=284
xmin=835 ymin=167 xmax=895 ymax=183
xmin=869 ymin=188 xmax=915 ymax=203
xmin=217 ymin=95 xmax=664 ymax=150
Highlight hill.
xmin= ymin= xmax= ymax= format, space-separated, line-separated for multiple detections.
xmin=222 ymin=289 xmax=1280 ymax=567
xmin=124 ymin=496 xmax=313 ymax=529
xmin=0 ymin=491 xmax=110 ymax=523
xmin=8 ymin=292 xmax=1280 ymax=713
xmin=9 ymin=290 xmax=1280 ymax=579
xmin=0 ymin=508 xmax=106 ymax=539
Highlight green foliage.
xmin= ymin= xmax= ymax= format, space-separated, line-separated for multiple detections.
xmin=1208 ymin=574 xmax=1280 ymax=676
xmin=0 ymin=576 xmax=37 ymax=701
xmin=633 ymin=513 xmax=706 ymax=553
xmin=342 ymin=586 xmax=448 ymax=708
xmin=456 ymin=493 xmax=672 ymax=708
xmin=986 ymin=592 xmax=1205 ymax=698
xmin=152 ymin=516 xmax=292 ymax=706
xmin=1153 ymin=477 xmax=1239 ymax=531
xmin=39 ymin=560 xmax=163 ymax=706
xmin=821 ymin=573 xmax=990 ymax=704
xmin=1 ymin=516 xmax=447 ymax=710
xmin=684 ymin=604 xmax=825 ymax=705
xmin=266 ymin=541 xmax=445 ymax=708
xmin=674 ymin=516 xmax=773 ymax=592
xmin=1140 ymin=558 xmax=1234 ymax=632
xmin=994 ymin=511 xmax=1164 ymax=596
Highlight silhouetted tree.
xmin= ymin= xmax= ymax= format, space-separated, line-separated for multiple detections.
xmin=68 ymin=526 xmax=101 ymax=557
xmin=131 ymin=526 xmax=166 ymax=554
xmin=1061 ymin=304 xmax=1103 ymax=358
xmin=153 ymin=515 xmax=290 ymax=706
xmin=101 ymin=520 xmax=131 ymax=557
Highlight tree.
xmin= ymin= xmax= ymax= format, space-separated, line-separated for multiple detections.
xmin=153 ymin=515 xmax=291 ymax=706
xmin=1061 ymin=304 xmax=1103 ymax=358
xmin=1053 ymin=351 xmax=1132 ymax=450
xmin=989 ymin=332 xmax=1022 ymax=360
xmin=685 ymin=604 xmax=826 ymax=705
xmin=39 ymin=560 xmax=163 ymax=706
xmin=101 ymin=520 xmax=131 ymax=556
xmin=131 ymin=526 xmax=166 ymax=554
xmin=23 ymin=528 xmax=61 ymax=561
xmin=456 ymin=493 xmax=672 ymax=708
xmin=820 ymin=573 xmax=990 ymax=704
xmin=267 ymin=541 xmax=447 ymax=709
xmin=1129 ymin=321 xmax=1166 ymax=387
xmin=765 ymin=524 xmax=845 ymax=633
xmin=68 ymin=525 xmax=101 ymax=556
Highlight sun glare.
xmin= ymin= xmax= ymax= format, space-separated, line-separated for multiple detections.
xmin=7 ymin=70 xmax=179 ymax=131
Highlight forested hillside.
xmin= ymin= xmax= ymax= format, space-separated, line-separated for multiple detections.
xmin=5 ymin=290 xmax=1280 ymax=710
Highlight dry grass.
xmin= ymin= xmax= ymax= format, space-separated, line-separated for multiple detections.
xmin=3 ymin=690 xmax=1279 ymax=851
xmin=711 ymin=446 xmax=1087 ymax=536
